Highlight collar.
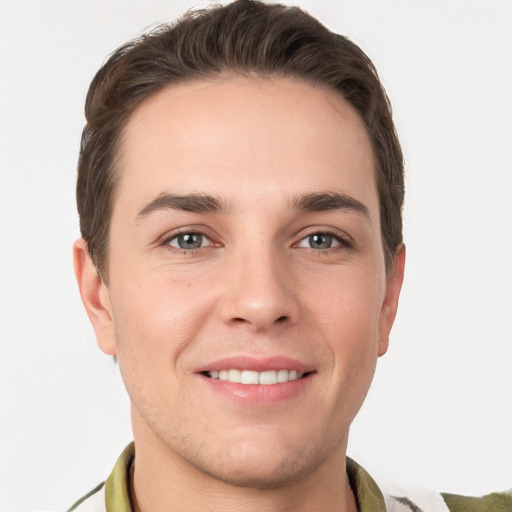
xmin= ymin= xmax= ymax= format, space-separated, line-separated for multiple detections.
xmin=347 ymin=457 xmax=387 ymax=512
xmin=104 ymin=442 xmax=134 ymax=511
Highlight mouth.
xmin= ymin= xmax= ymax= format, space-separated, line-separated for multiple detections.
xmin=196 ymin=356 xmax=316 ymax=404
xmin=202 ymin=369 xmax=311 ymax=385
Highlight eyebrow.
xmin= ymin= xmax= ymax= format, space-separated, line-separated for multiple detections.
xmin=137 ymin=191 xmax=369 ymax=220
xmin=137 ymin=193 xmax=229 ymax=218
xmin=291 ymin=192 xmax=370 ymax=218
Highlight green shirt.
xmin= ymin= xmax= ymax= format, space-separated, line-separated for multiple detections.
xmin=68 ymin=443 xmax=512 ymax=512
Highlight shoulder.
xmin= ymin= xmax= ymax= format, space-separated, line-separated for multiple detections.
xmin=347 ymin=457 xmax=512 ymax=512
xmin=66 ymin=482 xmax=105 ymax=512
xmin=442 ymin=490 xmax=512 ymax=512
xmin=381 ymin=480 xmax=512 ymax=512
xmin=380 ymin=480 xmax=512 ymax=512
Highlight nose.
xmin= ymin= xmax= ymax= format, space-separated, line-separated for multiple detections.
xmin=219 ymin=245 xmax=299 ymax=333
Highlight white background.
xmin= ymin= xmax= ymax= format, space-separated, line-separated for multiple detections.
xmin=1 ymin=1 xmax=511 ymax=511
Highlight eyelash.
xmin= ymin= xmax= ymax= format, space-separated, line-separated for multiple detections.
xmin=160 ymin=227 xmax=352 ymax=254
xmin=295 ymin=229 xmax=353 ymax=252
xmin=160 ymin=228 xmax=216 ymax=253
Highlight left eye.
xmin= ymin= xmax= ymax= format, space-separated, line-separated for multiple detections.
xmin=167 ymin=232 xmax=209 ymax=250
xmin=297 ymin=233 xmax=341 ymax=250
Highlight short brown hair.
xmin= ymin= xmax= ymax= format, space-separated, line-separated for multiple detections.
xmin=77 ymin=0 xmax=404 ymax=277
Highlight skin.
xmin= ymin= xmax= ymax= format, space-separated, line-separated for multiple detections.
xmin=74 ymin=77 xmax=405 ymax=512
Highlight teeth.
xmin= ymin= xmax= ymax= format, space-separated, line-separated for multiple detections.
xmin=228 ymin=369 xmax=241 ymax=383
xmin=207 ymin=369 xmax=304 ymax=385
xmin=241 ymin=370 xmax=259 ymax=384
xmin=277 ymin=369 xmax=289 ymax=382
xmin=259 ymin=370 xmax=277 ymax=385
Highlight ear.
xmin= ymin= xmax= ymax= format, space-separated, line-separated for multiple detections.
xmin=378 ymin=244 xmax=406 ymax=357
xmin=73 ymin=238 xmax=117 ymax=355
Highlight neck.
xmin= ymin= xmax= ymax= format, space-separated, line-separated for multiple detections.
xmin=130 ymin=412 xmax=358 ymax=512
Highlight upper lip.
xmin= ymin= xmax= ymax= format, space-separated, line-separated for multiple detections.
xmin=195 ymin=355 xmax=315 ymax=374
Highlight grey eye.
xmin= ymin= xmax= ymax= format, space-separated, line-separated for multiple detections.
xmin=169 ymin=233 xmax=206 ymax=250
xmin=296 ymin=232 xmax=344 ymax=250
xmin=307 ymin=233 xmax=334 ymax=249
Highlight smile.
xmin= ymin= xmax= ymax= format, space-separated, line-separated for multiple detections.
xmin=204 ymin=369 xmax=304 ymax=385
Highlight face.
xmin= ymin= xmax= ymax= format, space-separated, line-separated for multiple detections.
xmin=75 ymin=77 xmax=404 ymax=488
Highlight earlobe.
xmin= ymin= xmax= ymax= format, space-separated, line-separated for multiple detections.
xmin=378 ymin=244 xmax=406 ymax=357
xmin=73 ymin=238 xmax=117 ymax=356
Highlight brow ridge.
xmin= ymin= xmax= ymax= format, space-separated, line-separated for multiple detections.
xmin=137 ymin=191 xmax=369 ymax=219
xmin=291 ymin=192 xmax=369 ymax=217
xmin=137 ymin=193 xmax=228 ymax=218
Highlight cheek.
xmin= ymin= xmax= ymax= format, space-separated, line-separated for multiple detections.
xmin=307 ymin=266 xmax=383 ymax=339
xmin=325 ymin=297 xmax=380 ymax=380
xmin=108 ymin=270 xmax=216 ymax=365
xmin=108 ymin=272 xmax=219 ymax=414
xmin=305 ymin=268 xmax=383 ymax=384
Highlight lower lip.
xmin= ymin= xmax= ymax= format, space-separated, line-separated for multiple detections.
xmin=199 ymin=373 xmax=314 ymax=406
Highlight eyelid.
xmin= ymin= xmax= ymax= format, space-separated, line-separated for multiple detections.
xmin=156 ymin=225 xmax=352 ymax=250
xmin=168 ymin=233 xmax=209 ymax=250
xmin=158 ymin=226 xmax=219 ymax=249
xmin=294 ymin=227 xmax=354 ymax=249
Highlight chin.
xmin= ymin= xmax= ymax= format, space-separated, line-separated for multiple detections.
xmin=181 ymin=434 xmax=330 ymax=489
xmin=195 ymin=453 xmax=315 ymax=489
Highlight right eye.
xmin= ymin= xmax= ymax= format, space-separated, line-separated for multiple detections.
xmin=166 ymin=232 xmax=210 ymax=250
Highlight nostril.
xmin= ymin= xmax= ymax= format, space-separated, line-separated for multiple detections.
xmin=230 ymin=315 xmax=288 ymax=327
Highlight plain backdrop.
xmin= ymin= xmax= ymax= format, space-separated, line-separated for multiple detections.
xmin=1 ymin=1 xmax=511 ymax=511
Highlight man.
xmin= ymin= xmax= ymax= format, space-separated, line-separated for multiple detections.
xmin=70 ymin=1 xmax=511 ymax=511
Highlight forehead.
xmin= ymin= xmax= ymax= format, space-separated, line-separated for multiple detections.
xmin=116 ymin=76 xmax=377 ymax=216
